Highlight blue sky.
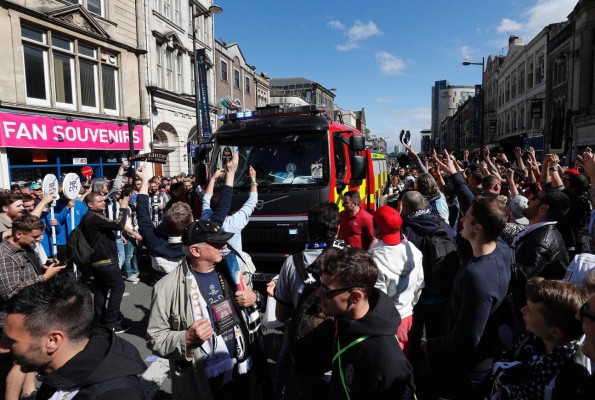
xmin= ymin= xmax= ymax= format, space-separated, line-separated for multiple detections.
xmin=214 ymin=0 xmax=578 ymax=151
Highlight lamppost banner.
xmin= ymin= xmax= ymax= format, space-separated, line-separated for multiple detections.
xmin=196 ymin=48 xmax=212 ymax=140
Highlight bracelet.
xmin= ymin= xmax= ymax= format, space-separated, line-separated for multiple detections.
xmin=251 ymin=182 xmax=258 ymax=187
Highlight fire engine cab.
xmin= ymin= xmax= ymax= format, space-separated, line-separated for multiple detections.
xmin=207 ymin=105 xmax=387 ymax=277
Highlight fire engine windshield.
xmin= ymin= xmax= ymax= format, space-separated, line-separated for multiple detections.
xmin=213 ymin=133 xmax=328 ymax=188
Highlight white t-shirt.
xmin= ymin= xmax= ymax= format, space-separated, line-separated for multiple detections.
xmin=563 ymin=253 xmax=595 ymax=286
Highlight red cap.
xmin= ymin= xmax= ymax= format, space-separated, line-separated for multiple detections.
xmin=374 ymin=206 xmax=402 ymax=245
xmin=562 ymin=168 xmax=580 ymax=176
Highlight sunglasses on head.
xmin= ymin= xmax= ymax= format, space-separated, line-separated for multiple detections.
xmin=318 ymin=282 xmax=361 ymax=298
xmin=580 ymin=302 xmax=595 ymax=323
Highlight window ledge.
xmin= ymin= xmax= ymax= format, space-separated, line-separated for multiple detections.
xmin=152 ymin=10 xmax=184 ymax=33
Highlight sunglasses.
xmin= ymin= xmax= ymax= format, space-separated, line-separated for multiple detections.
xmin=318 ymin=282 xmax=361 ymax=298
xmin=580 ymin=302 xmax=595 ymax=323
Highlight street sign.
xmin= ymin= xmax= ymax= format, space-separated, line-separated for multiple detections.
xmin=81 ymin=166 xmax=93 ymax=179
xmin=42 ymin=174 xmax=59 ymax=198
xmin=62 ymin=173 xmax=81 ymax=200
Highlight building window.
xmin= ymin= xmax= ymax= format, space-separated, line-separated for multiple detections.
xmin=519 ymin=69 xmax=525 ymax=93
xmin=234 ymin=69 xmax=240 ymax=88
xmin=245 ymin=76 xmax=251 ymax=94
xmin=221 ymin=60 xmax=228 ymax=82
xmin=537 ymin=55 xmax=545 ymax=83
xmin=165 ymin=49 xmax=173 ymax=90
xmin=511 ymin=72 xmax=516 ymax=98
xmin=163 ymin=0 xmax=171 ymax=18
xmin=155 ymin=42 xmax=163 ymax=87
xmin=176 ymin=53 xmax=183 ymax=92
xmin=21 ymin=25 xmax=119 ymax=114
xmin=66 ymin=0 xmax=105 ymax=17
xmin=174 ymin=0 xmax=181 ymax=25
xmin=528 ymin=62 xmax=534 ymax=89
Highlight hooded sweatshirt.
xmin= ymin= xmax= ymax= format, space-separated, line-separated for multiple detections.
xmin=36 ymin=327 xmax=146 ymax=400
xmin=401 ymin=210 xmax=453 ymax=250
xmin=331 ymin=289 xmax=415 ymax=400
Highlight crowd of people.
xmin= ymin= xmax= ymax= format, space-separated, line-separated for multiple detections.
xmin=0 ymin=143 xmax=593 ymax=400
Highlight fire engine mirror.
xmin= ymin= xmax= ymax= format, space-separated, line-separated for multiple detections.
xmin=350 ymin=136 xmax=365 ymax=151
xmin=351 ymin=155 xmax=366 ymax=180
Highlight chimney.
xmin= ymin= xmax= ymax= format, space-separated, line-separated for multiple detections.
xmin=508 ymin=35 xmax=522 ymax=46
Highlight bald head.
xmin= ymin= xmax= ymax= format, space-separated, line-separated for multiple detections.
xmin=401 ymin=191 xmax=427 ymax=215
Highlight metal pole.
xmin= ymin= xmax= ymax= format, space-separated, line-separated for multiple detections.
xmin=193 ymin=6 xmax=201 ymax=144
xmin=127 ymin=117 xmax=135 ymax=179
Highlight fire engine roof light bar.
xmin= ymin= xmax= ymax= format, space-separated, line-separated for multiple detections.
xmin=218 ymin=104 xmax=327 ymax=122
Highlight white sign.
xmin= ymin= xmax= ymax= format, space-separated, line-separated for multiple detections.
xmin=73 ymin=158 xmax=87 ymax=165
xmin=62 ymin=173 xmax=81 ymax=200
xmin=42 ymin=174 xmax=59 ymax=199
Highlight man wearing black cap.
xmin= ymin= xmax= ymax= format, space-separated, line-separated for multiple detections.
xmin=147 ymin=220 xmax=264 ymax=400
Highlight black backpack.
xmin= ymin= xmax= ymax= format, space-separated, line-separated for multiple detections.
xmin=288 ymin=252 xmax=334 ymax=376
xmin=420 ymin=229 xmax=460 ymax=298
xmin=67 ymin=228 xmax=95 ymax=266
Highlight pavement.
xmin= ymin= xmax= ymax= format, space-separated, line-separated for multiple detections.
xmin=115 ymin=269 xmax=284 ymax=399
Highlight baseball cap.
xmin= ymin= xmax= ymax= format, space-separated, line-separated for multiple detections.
xmin=374 ymin=206 xmax=403 ymax=246
xmin=29 ymin=183 xmax=42 ymax=190
xmin=508 ymin=195 xmax=529 ymax=225
xmin=10 ymin=184 xmax=20 ymax=191
xmin=182 ymin=220 xmax=233 ymax=246
xmin=561 ymin=168 xmax=580 ymax=179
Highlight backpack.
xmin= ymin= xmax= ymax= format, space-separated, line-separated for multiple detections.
xmin=420 ymin=229 xmax=460 ymax=298
xmin=288 ymin=251 xmax=335 ymax=376
xmin=67 ymin=228 xmax=95 ymax=266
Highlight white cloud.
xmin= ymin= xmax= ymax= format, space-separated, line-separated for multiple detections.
xmin=335 ymin=20 xmax=382 ymax=51
xmin=328 ymin=19 xmax=345 ymax=30
xmin=375 ymin=51 xmax=406 ymax=74
xmin=497 ymin=18 xmax=524 ymax=33
xmin=459 ymin=45 xmax=478 ymax=60
xmin=497 ymin=0 xmax=576 ymax=40
xmin=375 ymin=96 xmax=394 ymax=103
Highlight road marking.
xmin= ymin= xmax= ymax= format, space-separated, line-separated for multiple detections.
xmin=140 ymin=356 xmax=170 ymax=399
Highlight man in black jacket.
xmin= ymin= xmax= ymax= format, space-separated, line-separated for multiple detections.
xmin=511 ymin=189 xmax=570 ymax=290
xmin=0 ymin=277 xmax=146 ymax=400
xmin=80 ymin=192 xmax=130 ymax=333
xmin=317 ymin=247 xmax=415 ymax=400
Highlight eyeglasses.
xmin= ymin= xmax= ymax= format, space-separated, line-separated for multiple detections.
xmin=318 ymin=282 xmax=361 ymax=298
xmin=580 ymin=302 xmax=595 ymax=323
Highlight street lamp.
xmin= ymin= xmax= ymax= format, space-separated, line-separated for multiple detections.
xmin=462 ymin=56 xmax=485 ymax=150
xmin=192 ymin=4 xmax=222 ymax=143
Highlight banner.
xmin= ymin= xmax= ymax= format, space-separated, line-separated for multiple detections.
xmin=473 ymin=84 xmax=482 ymax=142
xmin=129 ymin=152 xmax=167 ymax=164
xmin=531 ymin=100 xmax=543 ymax=119
xmin=0 ymin=112 xmax=144 ymax=150
xmin=196 ymin=48 xmax=212 ymax=140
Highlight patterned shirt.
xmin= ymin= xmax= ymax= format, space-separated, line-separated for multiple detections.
xmin=0 ymin=238 xmax=44 ymax=323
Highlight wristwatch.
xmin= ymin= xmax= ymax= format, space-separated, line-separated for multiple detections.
xmin=250 ymin=181 xmax=258 ymax=187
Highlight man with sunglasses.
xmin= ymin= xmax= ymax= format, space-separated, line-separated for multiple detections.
xmin=510 ymin=189 xmax=570 ymax=314
xmin=147 ymin=220 xmax=265 ymax=400
xmin=317 ymin=246 xmax=415 ymax=400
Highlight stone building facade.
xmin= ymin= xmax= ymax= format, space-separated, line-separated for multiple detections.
xmin=0 ymin=0 xmax=149 ymax=188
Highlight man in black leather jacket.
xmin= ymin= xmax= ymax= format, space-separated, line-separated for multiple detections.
xmin=510 ymin=189 xmax=570 ymax=314
xmin=511 ymin=189 xmax=570 ymax=280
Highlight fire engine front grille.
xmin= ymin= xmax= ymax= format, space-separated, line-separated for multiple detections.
xmin=243 ymin=226 xmax=307 ymax=254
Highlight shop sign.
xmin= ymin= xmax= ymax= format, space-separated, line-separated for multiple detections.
xmin=129 ymin=152 xmax=167 ymax=164
xmin=73 ymin=158 xmax=87 ymax=165
xmin=0 ymin=112 xmax=143 ymax=150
